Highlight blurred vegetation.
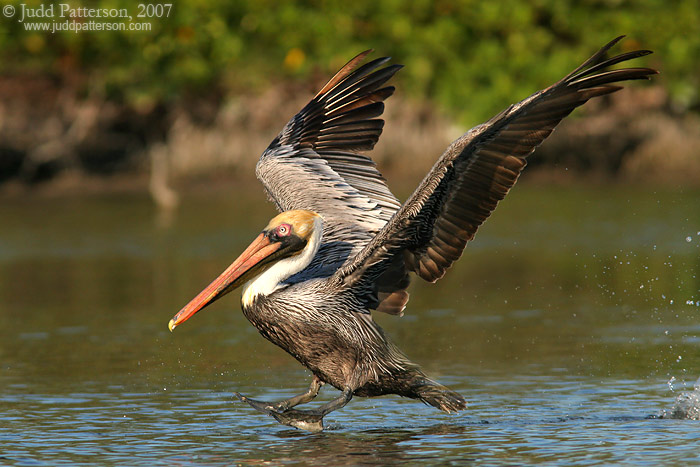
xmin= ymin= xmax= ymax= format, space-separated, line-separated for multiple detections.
xmin=0 ymin=0 xmax=697 ymax=125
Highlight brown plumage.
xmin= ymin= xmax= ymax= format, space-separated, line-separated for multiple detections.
xmin=169 ymin=37 xmax=657 ymax=431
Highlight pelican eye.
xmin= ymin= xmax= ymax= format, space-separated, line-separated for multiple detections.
xmin=276 ymin=223 xmax=292 ymax=236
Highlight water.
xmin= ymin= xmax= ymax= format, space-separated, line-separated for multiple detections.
xmin=1 ymin=184 xmax=699 ymax=465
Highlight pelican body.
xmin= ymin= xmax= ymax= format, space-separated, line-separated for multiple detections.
xmin=168 ymin=37 xmax=656 ymax=431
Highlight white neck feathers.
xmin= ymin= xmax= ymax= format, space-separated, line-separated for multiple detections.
xmin=241 ymin=216 xmax=323 ymax=307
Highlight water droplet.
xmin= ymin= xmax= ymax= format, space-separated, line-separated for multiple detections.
xmin=686 ymin=236 xmax=693 ymax=243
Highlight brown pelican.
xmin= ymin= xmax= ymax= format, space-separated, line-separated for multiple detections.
xmin=168 ymin=37 xmax=656 ymax=431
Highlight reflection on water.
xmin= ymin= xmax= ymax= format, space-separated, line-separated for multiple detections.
xmin=0 ymin=185 xmax=698 ymax=465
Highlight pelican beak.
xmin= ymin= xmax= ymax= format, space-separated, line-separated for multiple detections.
xmin=168 ymin=232 xmax=281 ymax=332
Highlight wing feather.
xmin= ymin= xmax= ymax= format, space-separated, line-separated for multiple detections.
xmin=256 ymin=51 xmax=403 ymax=280
xmin=334 ymin=36 xmax=657 ymax=313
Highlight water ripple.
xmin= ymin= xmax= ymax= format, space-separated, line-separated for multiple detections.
xmin=1 ymin=378 xmax=698 ymax=466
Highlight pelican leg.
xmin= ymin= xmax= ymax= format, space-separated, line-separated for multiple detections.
xmin=274 ymin=376 xmax=324 ymax=411
xmin=234 ymin=376 xmax=323 ymax=413
xmin=235 ymin=386 xmax=353 ymax=432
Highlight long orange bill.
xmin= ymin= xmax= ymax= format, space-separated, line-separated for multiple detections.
xmin=168 ymin=232 xmax=280 ymax=332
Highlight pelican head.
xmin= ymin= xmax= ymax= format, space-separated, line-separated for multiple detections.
xmin=168 ymin=210 xmax=322 ymax=331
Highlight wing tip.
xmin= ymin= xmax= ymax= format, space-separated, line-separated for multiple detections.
xmin=313 ymin=51 xmax=372 ymax=98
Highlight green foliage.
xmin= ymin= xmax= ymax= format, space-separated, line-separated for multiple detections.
xmin=0 ymin=0 xmax=697 ymax=123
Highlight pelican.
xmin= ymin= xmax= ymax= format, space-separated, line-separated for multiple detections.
xmin=168 ymin=37 xmax=656 ymax=431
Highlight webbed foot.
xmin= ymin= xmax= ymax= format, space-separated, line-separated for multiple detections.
xmin=234 ymin=392 xmax=325 ymax=432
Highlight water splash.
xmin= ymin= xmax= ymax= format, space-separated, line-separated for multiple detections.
xmin=661 ymin=376 xmax=700 ymax=420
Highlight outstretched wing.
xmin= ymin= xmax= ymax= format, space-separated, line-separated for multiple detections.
xmin=256 ymin=51 xmax=403 ymax=279
xmin=335 ymin=36 xmax=658 ymax=315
